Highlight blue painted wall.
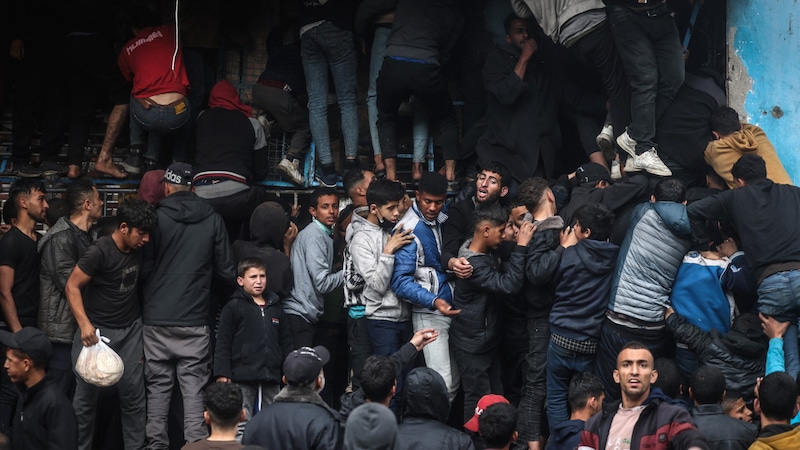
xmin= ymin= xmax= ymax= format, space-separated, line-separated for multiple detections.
xmin=727 ymin=0 xmax=800 ymax=184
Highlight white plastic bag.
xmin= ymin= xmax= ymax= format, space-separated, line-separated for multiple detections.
xmin=75 ymin=329 xmax=124 ymax=387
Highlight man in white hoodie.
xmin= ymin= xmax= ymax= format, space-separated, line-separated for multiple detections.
xmin=344 ymin=179 xmax=414 ymax=389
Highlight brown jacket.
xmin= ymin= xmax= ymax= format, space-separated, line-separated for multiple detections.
xmin=705 ymin=123 xmax=793 ymax=188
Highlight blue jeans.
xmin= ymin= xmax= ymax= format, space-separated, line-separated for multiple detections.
xmin=607 ymin=4 xmax=684 ymax=152
xmin=300 ymin=21 xmax=359 ymax=166
xmin=757 ymin=270 xmax=800 ymax=379
xmin=130 ymin=96 xmax=191 ymax=162
xmin=546 ymin=340 xmax=596 ymax=431
xmin=367 ymin=26 xmax=429 ymax=162
xmin=367 ymin=319 xmax=412 ymax=357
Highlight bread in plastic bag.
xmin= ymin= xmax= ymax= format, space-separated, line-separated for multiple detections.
xmin=75 ymin=329 xmax=124 ymax=387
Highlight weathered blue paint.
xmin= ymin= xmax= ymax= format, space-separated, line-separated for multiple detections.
xmin=727 ymin=0 xmax=800 ymax=184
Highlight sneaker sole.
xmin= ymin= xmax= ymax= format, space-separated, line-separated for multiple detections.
xmin=642 ymin=166 xmax=673 ymax=177
xmin=276 ymin=165 xmax=305 ymax=185
xmin=14 ymin=171 xmax=42 ymax=178
xmin=121 ymin=162 xmax=142 ymax=175
xmin=314 ymin=176 xmax=338 ymax=188
xmin=615 ymin=134 xmax=637 ymax=159
xmin=596 ymin=134 xmax=616 ymax=161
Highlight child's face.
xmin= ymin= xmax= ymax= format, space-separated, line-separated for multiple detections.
xmin=573 ymin=220 xmax=591 ymax=242
xmin=485 ymin=223 xmax=506 ymax=250
xmin=238 ymin=268 xmax=267 ymax=296
xmin=310 ymin=194 xmax=339 ymax=228
xmin=374 ymin=200 xmax=403 ymax=225
xmin=503 ymin=216 xmax=518 ymax=241
xmin=511 ymin=205 xmax=529 ymax=229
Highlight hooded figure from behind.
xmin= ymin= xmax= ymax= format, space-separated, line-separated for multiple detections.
xmin=398 ymin=367 xmax=475 ymax=449
xmin=345 ymin=403 xmax=399 ymax=450
xmin=233 ymin=202 xmax=293 ymax=299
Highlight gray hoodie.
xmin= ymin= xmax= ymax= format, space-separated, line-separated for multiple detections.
xmin=345 ymin=207 xmax=410 ymax=322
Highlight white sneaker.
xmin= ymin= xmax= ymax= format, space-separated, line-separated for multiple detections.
xmin=277 ymin=157 xmax=305 ymax=185
xmin=611 ymin=160 xmax=622 ymax=180
xmin=624 ymin=157 xmax=642 ymax=173
xmin=616 ymin=130 xmax=638 ymax=159
xmin=633 ymin=148 xmax=672 ymax=177
xmin=596 ymin=124 xmax=615 ymax=160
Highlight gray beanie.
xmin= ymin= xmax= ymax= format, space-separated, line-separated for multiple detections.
xmin=344 ymin=403 xmax=399 ymax=450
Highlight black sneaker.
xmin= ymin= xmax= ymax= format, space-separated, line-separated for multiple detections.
xmin=38 ymin=160 xmax=68 ymax=176
xmin=13 ymin=163 xmax=42 ymax=178
xmin=314 ymin=165 xmax=341 ymax=188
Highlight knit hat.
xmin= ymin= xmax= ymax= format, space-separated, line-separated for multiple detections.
xmin=283 ymin=346 xmax=330 ymax=386
xmin=464 ymin=394 xmax=509 ymax=432
xmin=344 ymin=403 xmax=399 ymax=450
xmin=0 ymin=327 xmax=52 ymax=365
xmin=138 ymin=169 xmax=166 ymax=205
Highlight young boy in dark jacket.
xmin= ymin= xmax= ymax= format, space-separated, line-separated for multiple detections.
xmin=546 ymin=203 xmax=619 ymax=429
xmin=214 ymin=258 xmax=293 ymax=437
xmin=451 ymin=203 xmax=535 ymax=426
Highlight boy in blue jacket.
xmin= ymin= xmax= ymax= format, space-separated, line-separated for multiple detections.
xmin=214 ymin=258 xmax=293 ymax=438
xmin=546 ymin=203 xmax=619 ymax=429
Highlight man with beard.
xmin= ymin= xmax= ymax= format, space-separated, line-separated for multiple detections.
xmin=476 ymin=15 xmax=561 ymax=185
xmin=440 ymin=161 xmax=510 ymax=280
xmin=579 ymin=342 xmax=709 ymax=450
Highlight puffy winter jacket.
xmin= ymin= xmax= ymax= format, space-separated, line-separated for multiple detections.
xmin=608 ymin=201 xmax=691 ymax=323
xmin=398 ymin=368 xmax=475 ymax=450
xmin=38 ymin=217 xmax=92 ymax=343
xmin=690 ymin=404 xmax=757 ymax=450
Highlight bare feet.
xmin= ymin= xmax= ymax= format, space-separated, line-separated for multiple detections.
xmin=94 ymin=159 xmax=127 ymax=178
xmin=374 ymin=154 xmax=385 ymax=174
xmin=384 ymin=157 xmax=397 ymax=181
xmin=67 ymin=164 xmax=83 ymax=179
xmin=412 ymin=162 xmax=424 ymax=181
xmin=444 ymin=159 xmax=456 ymax=182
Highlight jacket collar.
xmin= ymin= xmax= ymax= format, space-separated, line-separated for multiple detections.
xmin=411 ymin=200 xmax=447 ymax=226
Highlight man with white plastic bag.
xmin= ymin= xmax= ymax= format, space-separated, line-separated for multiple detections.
xmin=65 ymin=199 xmax=157 ymax=450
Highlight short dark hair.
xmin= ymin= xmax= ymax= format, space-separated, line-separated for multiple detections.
xmin=653 ymin=179 xmax=686 ymax=203
xmin=343 ymin=167 xmax=368 ymax=197
xmin=360 ymin=355 xmax=396 ymax=403
xmin=503 ymin=13 xmax=525 ymax=35
xmin=574 ymin=203 xmax=614 ymax=242
xmin=619 ymin=341 xmax=652 ymax=360
xmin=417 ymin=172 xmax=447 ymax=197
xmin=478 ymin=160 xmax=511 ymax=188
xmin=1 ymin=201 xmax=15 ymax=225
xmin=366 ymin=178 xmax=406 ymax=208
xmin=67 ymin=177 xmax=97 ymax=214
xmin=568 ymin=372 xmax=604 ymax=411
xmin=9 ymin=348 xmax=44 ymax=370
xmin=690 ymin=366 xmax=726 ymax=405
xmin=758 ymin=372 xmax=798 ymax=421
xmin=479 ymin=403 xmax=518 ymax=448
xmin=237 ymin=257 xmax=266 ymax=278
xmin=653 ymin=358 xmax=682 ymax=399
xmin=472 ymin=203 xmax=509 ymax=231
xmin=45 ymin=198 xmax=69 ymax=226
xmin=518 ymin=177 xmax=550 ymax=214
xmin=731 ymin=154 xmax=767 ymax=184
xmin=203 ymin=382 xmax=243 ymax=428
xmin=9 ymin=178 xmax=46 ymax=211
xmin=116 ymin=199 xmax=157 ymax=232
xmin=309 ymin=187 xmax=339 ymax=211
xmin=711 ymin=107 xmax=742 ymax=136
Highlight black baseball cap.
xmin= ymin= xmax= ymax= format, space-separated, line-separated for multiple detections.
xmin=0 ymin=327 xmax=52 ymax=365
xmin=283 ymin=346 xmax=330 ymax=386
xmin=576 ymin=162 xmax=611 ymax=185
xmin=163 ymin=162 xmax=193 ymax=186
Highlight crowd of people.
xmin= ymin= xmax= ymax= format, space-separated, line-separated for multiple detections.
xmin=2 ymin=0 xmax=800 ymax=450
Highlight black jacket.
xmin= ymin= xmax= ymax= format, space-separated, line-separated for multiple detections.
xmin=477 ymin=42 xmax=561 ymax=182
xmin=690 ymin=404 xmax=757 ymax=450
xmin=399 ymin=368 xmax=475 ymax=450
xmin=12 ymin=376 xmax=77 ymax=450
xmin=521 ymin=216 xmax=565 ymax=319
xmin=142 ymin=191 xmax=235 ymax=326
xmin=667 ymin=312 xmax=766 ymax=399
xmin=440 ymin=197 xmax=475 ymax=269
xmin=214 ymin=287 xmax=293 ymax=383
xmin=546 ymin=419 xmax=584 ymax=450
xmin=385 ymin=0 xmax=463 ymax=65
xmin=194 ymin=108 xmax=268 ymax=183
xmin=452 ymin=241 xmax=527 ymax=354
xmin=581 ymin=388 xmax=710 ymax=450
xmin=559 ymin=173 xmax=649 ymax=238
xmin=242 ymin=385 xmax=342 ymax=450
xmin=232 ymin=201 xmax=294 ymax=299
xmin=550 ymin=239 xmax=619 ymax=342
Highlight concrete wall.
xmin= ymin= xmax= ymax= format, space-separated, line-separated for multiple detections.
xmin=727 ymin=0 xmax=800 ymax=183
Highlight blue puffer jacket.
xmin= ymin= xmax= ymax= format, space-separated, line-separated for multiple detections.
xmin=608 ymin=202 xmax=691 ymax=323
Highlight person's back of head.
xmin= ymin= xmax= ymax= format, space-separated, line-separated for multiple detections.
xmin=756 ymin=372 xmax=799 ymax=423
xmin=518 ymin=177 xmax=551 ymax=216
xmin=344 ymin=403 xmax=399 ymax=450
xmin=344 ymin=167 xmax=369 ymax=200
xmin=568 ymin=372 xmax=605 ymax=416
xmin=479 ymin=403 xmax=518 ymax=450
xmin=689 ymin=365 xmax=726 ymax=405
xmin=573 ymin=203 xmax=614 ymax=242
xmin=45 ymin=198 xmax=69 ymax=227
xmin=471 ymin=202 xmax=509 ymax=234
xmin=711 ymin=106 xmax=742 ymax=137
xmin=116 ymin=198 xmax=157 ymax=233
xmin=416 ymin=172 xmax=448 ymax=197
xmin=653 ymin=179 xmax=687 ymax=203
xmin=203 ymin=382 xmax=244 ymax=431
xmin=653 ymin=358 xmax=684 ymax=400
xmin=360 ymin=355 xmax=396 ymax=404
xmin=66 ymin=177 xmax=97 ymax=216
xmin=403 ymin=367 xmax=449 ymax=422
xmin=731 ymin=154 xmax=768 ymax=185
